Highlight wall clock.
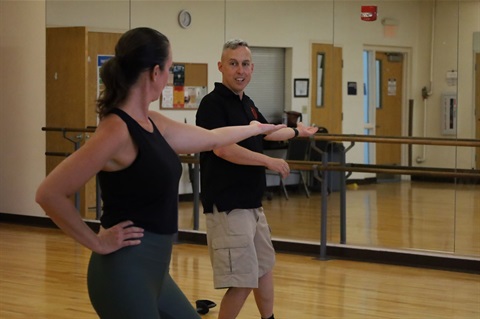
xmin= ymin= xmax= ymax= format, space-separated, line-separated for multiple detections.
xmin=178 ymin=10 xmax=192 ymax=29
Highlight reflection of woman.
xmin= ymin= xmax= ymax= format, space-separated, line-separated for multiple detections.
xmin=35 ymin=27 xmax=284 ymax=319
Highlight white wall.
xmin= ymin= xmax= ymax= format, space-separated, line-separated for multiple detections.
xmin=0 ymin=0 xmax=46 ymax=217
xmin=414 ymin=0 xmax=480 ymax=170
xmin=455 ymin=0 xmax=480 ymax=168
xmin=333 ymin=0 xmax=432 ymax=169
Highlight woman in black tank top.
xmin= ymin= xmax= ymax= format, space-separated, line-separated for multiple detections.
xmin=36 ymin=27 xmax=284 ymax=319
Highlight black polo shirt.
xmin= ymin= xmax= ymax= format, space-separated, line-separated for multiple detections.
xmin=196 ymin=82 xmax=268 ymax=213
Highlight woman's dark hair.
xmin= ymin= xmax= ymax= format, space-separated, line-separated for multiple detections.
xmin=96 ymin=27 xmax=170 ymax=119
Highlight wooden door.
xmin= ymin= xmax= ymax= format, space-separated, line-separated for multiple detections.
xmin=476 ymin=52 xmax=480 ymax=170
xmin=46 ymin=27 xmax=88 ymax=214
xmin=46 ymin=27 xmax=89 ymax=216
xmin=375 ymin=52 xmax=403 ymax=166
xmin=46 ymin=28 xmax=121 ymax=218
xmin=311 ymin=43 xmax=342 ymax=134
xmin=46 ymin=27 xmax=88 ymax=170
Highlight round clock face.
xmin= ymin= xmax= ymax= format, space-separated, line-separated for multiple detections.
xmin=178 ymin=10 xmax=192 ymax=28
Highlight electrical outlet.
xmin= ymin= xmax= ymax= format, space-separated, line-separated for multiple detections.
xmin=302 ymin=105 xmax=307 ymax=113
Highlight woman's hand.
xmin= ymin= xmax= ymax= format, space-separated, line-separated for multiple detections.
xmin=250 ymin=120 xmax=286 ymax=135
xmin=96 ymin=220 xmax=144 ymax=255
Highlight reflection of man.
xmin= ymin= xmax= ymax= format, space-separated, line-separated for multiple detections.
xmin=196 ymin=39 xmax=318 ymax=319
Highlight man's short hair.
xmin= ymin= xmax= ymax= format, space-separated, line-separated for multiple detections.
xmin=223 ymin=39 xmax=249 ymax=51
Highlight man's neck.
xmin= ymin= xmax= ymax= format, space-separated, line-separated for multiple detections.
xmin=222 ymin=82 xmax=244 ymax=100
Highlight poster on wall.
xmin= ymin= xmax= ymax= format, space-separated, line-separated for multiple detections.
xmin=162 ymin=86 xmax=174 ymax=108
xmin=97 ymin=55 xmax=114 ymax=98
xmin=388 ymin=78 xmax=397 ymax=96
xmin=160 ymin=63 xmax=208 ymax=109
xmin=184 ymin=86 xmax=208 ymax=108
xmin=161 ymin=85 xmax=207 ymax=109
xmin=173 ymin=64 xmax=185 ymax=108
xmin=173 ymin=64 xmax=185 ymax=86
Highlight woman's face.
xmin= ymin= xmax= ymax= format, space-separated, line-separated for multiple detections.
xmin=152 ymin=47 xmax=173 ymax=100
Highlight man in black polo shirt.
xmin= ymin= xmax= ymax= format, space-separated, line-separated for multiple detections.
xmin=196 ymin=39 xmax=318 ymax=319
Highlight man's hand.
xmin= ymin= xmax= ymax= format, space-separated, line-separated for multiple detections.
xmin=267 ymin=157 xmax=290 ymax=178
xmin=296 ymin=122 xmax=319 ymax=137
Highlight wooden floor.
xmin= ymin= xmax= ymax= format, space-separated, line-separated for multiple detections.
xmin=0 ymin=222 xmax=479 ymax=319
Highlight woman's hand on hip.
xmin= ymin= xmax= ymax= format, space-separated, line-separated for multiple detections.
xmin=96 ymin=220 xmax=144 ymax=254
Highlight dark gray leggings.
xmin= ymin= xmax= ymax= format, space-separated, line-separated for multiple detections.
xmin=87 ymin=232 xmax=200 ymax=319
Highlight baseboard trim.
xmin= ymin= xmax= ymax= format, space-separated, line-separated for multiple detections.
xmin=2 ymin=213 xmax=478 ymax=274
xmin=0 ymin=213 xmax=100 ymax=232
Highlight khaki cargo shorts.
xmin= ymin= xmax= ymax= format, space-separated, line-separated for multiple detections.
xmin=206 ymin=207 xmax=276 ymax=289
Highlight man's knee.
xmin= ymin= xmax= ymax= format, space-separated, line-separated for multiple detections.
xmin=225 ymin=286 xmax=252 ymax=299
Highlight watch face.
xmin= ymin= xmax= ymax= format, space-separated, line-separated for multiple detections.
xmin=179 ymin=10 xmax=191 ymax=28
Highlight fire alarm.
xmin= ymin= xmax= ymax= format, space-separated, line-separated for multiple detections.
xmin=361 ymin=5 xmax=377 ymax=21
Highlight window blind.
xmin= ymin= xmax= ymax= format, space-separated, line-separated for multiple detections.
xmin=247 ymin=47 xmax=285 ymax=124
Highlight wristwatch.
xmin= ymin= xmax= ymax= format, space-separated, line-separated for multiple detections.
xmin=291 ymin=128 xmax=299 ymax=139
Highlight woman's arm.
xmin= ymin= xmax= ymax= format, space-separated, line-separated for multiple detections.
xmin=264 ymin=122 xmax=319 ymax=141
xmin=149 ymin=111 xmax=285 ymax=154
xmin=35 ymin=117 xmax=144 ymax=254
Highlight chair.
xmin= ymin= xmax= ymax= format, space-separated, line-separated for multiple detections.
xmin=285 ymin=138 xmax=311 ymax=199
xmin=264 ymin=126 xmax=329 ymax=200
xmin=264 ymin=146 xmax=290 ymax=200
xmin=309 ymin=128 xmax=334 ymax=193
xmin=284 ymin=111 xmax=302 ymax=127
xmin=285 ymin=127 xmax=329 ymax=198
xmin=309 ymin=127 xmax=329 ymax=163
xmin=265 ymin=138 xmax=311 ymax=200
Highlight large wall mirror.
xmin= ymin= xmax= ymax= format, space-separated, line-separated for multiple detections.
xmin=46 ymin=1 xmax=479 ymax=260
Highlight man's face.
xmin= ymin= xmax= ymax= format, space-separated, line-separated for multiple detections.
xmin=218 ymin=46 xmax=254 ymax=97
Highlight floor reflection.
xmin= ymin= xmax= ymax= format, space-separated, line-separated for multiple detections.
xmin=179 ymin=180 xmax=480 ymax=257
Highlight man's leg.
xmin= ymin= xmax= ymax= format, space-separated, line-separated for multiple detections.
xmin=218 ymin=287 xmax=252 ymax=319
xmin=253 ymin=270 xmax=274 ymax=319
xmin=218 ymin=271 xmax=274 ymax=319
xmin=252 ymin=208 xmax=276 ymax=318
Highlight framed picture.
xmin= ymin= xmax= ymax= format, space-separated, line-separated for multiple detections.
xmin=294 ymin=78 xmax=309 ymax=97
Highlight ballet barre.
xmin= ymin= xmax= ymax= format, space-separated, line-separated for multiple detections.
xmin=41 ymin=126 xmax=479 ymax=260
xmin=41 ymin=126 xmax=101 ymax=219
xmin=182 ymin=134 xmax=480 ymax=260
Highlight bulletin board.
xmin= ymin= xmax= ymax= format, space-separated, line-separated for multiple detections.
xmin=160 ymin=62 xmax=208 ymax=109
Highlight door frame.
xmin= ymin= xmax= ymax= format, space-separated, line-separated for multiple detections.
xmin=363 ymin=45 xmax=411 ymax=167
xmin=475 ymin=52 xmax=480 ymax=170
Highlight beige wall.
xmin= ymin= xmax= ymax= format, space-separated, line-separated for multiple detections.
xmin=45 ymin=1 xmax=480 ymax=167
xmin=0 ymin=1 xmax=479 ymax=217
xmin=0 ymin=0 xmax=46 ymax=217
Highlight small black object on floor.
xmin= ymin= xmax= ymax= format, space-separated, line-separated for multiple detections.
xmin=196 ymin=299 xmax=217 ymax=315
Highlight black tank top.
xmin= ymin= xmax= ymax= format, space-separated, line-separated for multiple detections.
xmin=98 ymin=108 xmax=182 ymax=234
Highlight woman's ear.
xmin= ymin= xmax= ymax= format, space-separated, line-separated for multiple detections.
xmin=151 ymin=65 xmax=160 ymax=80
